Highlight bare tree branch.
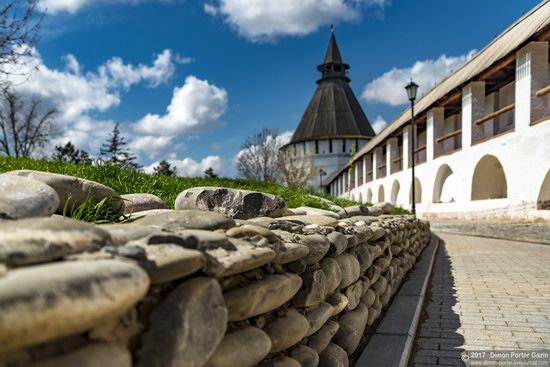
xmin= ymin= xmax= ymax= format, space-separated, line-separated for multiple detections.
xmin=0 ymin=0 xmax=42 ymax=88
xmin=0 ymin=88 xmax=57 ymax=157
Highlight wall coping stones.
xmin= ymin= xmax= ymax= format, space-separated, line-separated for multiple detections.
xmin=0 ymin=260 xmax=149 ymax=353
xmin=5 ymin=170 xmax=123 ymax=213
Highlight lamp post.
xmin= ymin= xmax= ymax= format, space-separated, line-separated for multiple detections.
xmin=405 ymin=79 xmax=419 ymax=217
xmin=319 ymin=168 xmax=327 ymax=192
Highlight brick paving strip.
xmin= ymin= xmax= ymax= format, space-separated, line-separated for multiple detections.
xmin=409 ymin=233 xmax=550 ymax=367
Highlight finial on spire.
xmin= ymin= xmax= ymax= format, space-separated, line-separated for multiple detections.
xmin=330 ymin=23 xmax=334 ymax=33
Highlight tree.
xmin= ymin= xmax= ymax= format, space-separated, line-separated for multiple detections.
xmin=0 ymin=88 xmax=57 ymax=157
xmin=237 ymin=128 xmax=282 ymax=182
xmin=153 ymin=160 xmax=176 ymax=176
xmin=0 ymin=0 xmax=42 ymax=87
xmin=204 ymin=167 xmax=218 ymax=178
xmin=99 ymin=124 xmax=138 ymax=168
xmin=277 ymin=147 xmax=315 ymax=188
xmin=52 ymin=141 xmax=91 ymax=164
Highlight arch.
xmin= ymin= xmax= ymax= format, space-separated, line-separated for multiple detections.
xmin=433 ymin=164 xmax=456 ymax=203
xmin=359 ymin=193 xmax=363 ymax=203
xmin=390 ymin=180 xmax=400 ymax=205
xmin=409 ymin=178 xmax=422 ymax=204
xmin=537 ymin=169 xmax=550 ymax=210
xmin=471 ymin=155 xmax=507 ymax=200
xmin=377 ymin=185 xmax=385 ymax=203
xmin=367 ymin=189 xmax=373 ymax=203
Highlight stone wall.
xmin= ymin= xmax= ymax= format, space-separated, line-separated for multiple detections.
xmin=0 ymin=171 xmax=431 ymax=367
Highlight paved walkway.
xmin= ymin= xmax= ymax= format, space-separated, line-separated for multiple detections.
xmin=409 ymin=233 xmax=550 ymax=366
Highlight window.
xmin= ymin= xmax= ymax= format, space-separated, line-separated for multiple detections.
xmin=315 ymin=140 xmax=319 ymax=154
xmin=329 ymin=139 xmax=333 ymax=153
xmin=303 ymin=142 xmax=306 ymax=154
xmin=355 ymin=139 xmax=359 ymax=149
xmin=342 ymin=139 xmax=346 ymax=153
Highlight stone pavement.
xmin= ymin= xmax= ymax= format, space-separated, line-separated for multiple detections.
xmin=409 ymin=233 xmax=550 ymax=366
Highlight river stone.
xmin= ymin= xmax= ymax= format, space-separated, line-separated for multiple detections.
xmin=5 ymin=170 xmax=123 ymax=213
xmin=345 ymin=235 xmax=357 ymax=248
xmin=286 ymin=208 xmax=307 ymax=215
xmin=292 ymin=268 xmax=327 ymax=307
xmin=367 ymin=207 xmax=383 ymax=216
xmin=307 ymin=320 xmax=339 ymax=353
xmin=373 ymin=202 xmax=394 ymax=214
xmin=335 ymin=253 xmax=360 ymax=289
xmin=224 ymin=273 xmax=302 ymax=321
xmin=295 ymin=206 xmax=339 ymax=219
xmin=264 ymin=309 xmax=310 ymax=352
xmin=134 ymin=210 xmax=236 ymax=231
xmin=0 ymin=217 xmax=111 ymax=266
xmin=99 ymin=224 xmax=158 ymax=246
xmin=205 ymin=238 xmax=277 ymax=278
xmin=204 ymin=327 xmax=271 ymax=367
xmin=163 ymin=229 xmax=231 ymax=250
xmin=372 ymin=276 xmax=388 ymax=295
xmin=366 ymin=265 xmax=382 ymax=285
xmin=320 ymin=257 xmax=342 ymax=295
xmin=276 ymin=215 xmax=338 ymax=228
xmin=0 ymin=175 xmax=59 ymax=220
xmin=295 ymin=234 xmax=330 ymax=265
xmin=350 ymin=245 xmax=373 ymax=272
xmin=273 ymin=242 xmax=309 ymax=264
xmin=326 ymin=232 xmax=347 ymax=256
xmin=361 ymin=289 xmax=376 ymax=308
xmin=318 ymin=343 xmax=349 ymax=367
xmin=128 ymin=209 xmax=174 ymax=219
xmin=0 ymin=260 xmax=149 ymax=353
xmin=370 ymin=226 xmax=386 ymax=241
xmin=226 ymin=224 xmax=278 ymax=242
xmin=327 ymin=293 xmax=348 ymax=316
xmin=175 ymin=187 xmax=287 ymax=219
xmin=141 ymin=244 xmax=204 ymax=284
xmin=291 ymin=345 xmax=319 ymax=367
xmin=28 ymin=343 xmax=131 ymax=367
xmin=270 ymin=357 xmax=302 ymax=367
xmin=333 ymin=302 xmax=369 ymax=355
xmin=343 ymin=281 xmax=363 ymax=311
xmin=343 ymin=205 xmax=369 ymax=217
xmin=140 ymin=277 xmax=227 ymax=367
xmin=121 ymin=193 xmax=167 ymax=214
xmin=305 ymin=302 xmax=333 ymax=336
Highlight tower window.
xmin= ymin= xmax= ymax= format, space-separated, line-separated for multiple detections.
xmin=329 ymin=139 xmax=333 ymax=153
xmin=342 ymin=139 xmax=346 ymax=153
xmin=315 ymin=140 xmax=319 ymax=154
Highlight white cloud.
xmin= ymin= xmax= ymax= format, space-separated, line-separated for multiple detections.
xmin=144 ymin=156 xmax=225 ymax=177
xmin=362 ymin=50 xmax=476 ymax=106
xmin=129 ymin=135 xmax=175 ymax=160
xmin=99 ymin=49 xmax=177 ymax=89
xmin=3 ymin=46 xmax=204 ymax=163
xmin=135 ymin=76 xmax=228 ymax=136
xmin=205 ymin=0 xmax=389 ymax=42
xmin=371 ymin=115 xmax=388 ymax=134
xmin=6 ymin=47 xmax=180 ymax=123
xmin=38 ymin=0 xmax=172 ymax=14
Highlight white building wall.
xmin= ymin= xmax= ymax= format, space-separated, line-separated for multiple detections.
xmin=332 ymin=41 xmax=550 ymax=220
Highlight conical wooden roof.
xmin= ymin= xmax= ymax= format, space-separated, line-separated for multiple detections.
xmin=290 ymin=31 xmax=374 ymax=144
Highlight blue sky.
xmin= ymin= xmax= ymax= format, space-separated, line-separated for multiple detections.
xmin=14 ymin=0 xmax=541 ymax=176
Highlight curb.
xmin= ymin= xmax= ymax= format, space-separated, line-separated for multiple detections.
xmin=356 ymin=234 xmax=440 ymax=367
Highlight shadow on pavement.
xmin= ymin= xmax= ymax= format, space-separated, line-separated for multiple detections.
xmin=408 ymin=240 xmax=466 ymax=366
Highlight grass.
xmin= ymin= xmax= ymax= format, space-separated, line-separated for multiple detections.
xmin=0 ymin=157 xmax=394 ymax=223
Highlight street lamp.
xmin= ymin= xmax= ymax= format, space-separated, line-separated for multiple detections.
xmin=319 ymin=168 xmax=327 ymax=192
xmin=405 ymin=79 xmax=419 ymax=217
